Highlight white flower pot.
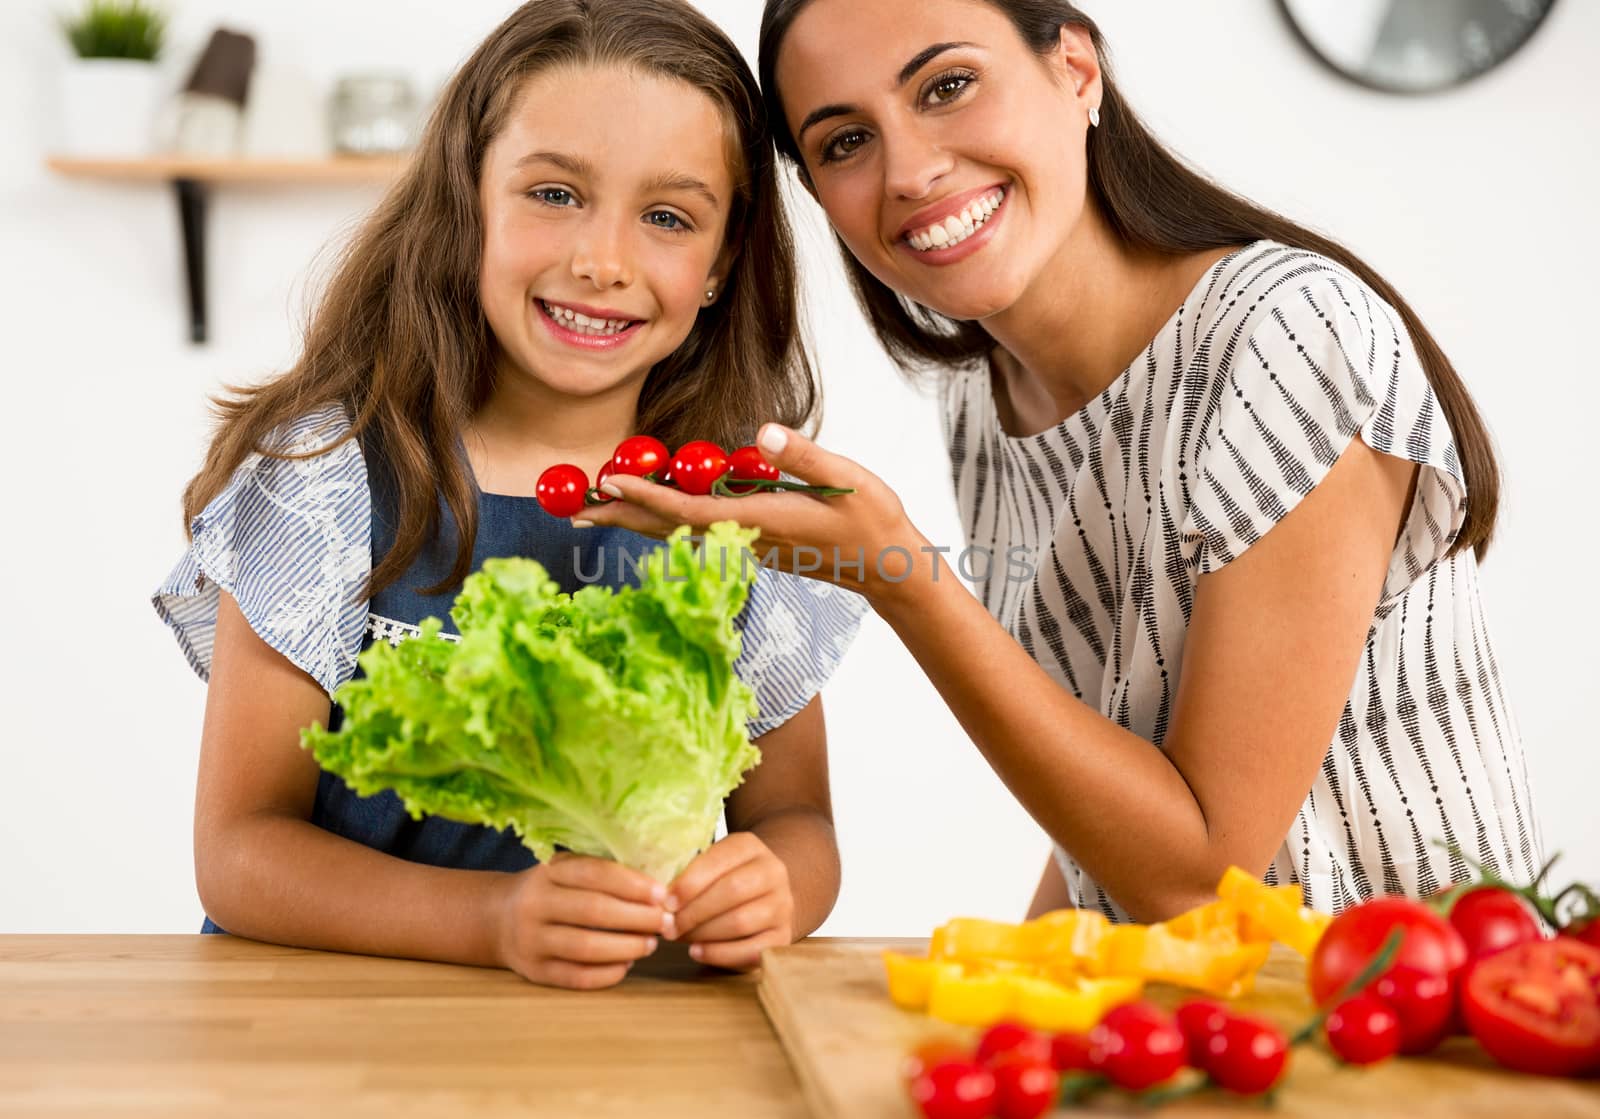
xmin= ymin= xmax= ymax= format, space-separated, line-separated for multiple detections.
xmin=57 ymin=58 xmax=165 ymax=157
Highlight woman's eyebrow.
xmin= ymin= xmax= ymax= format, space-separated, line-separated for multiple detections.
xmin=796 ymin=41 xmax=977 ymax=143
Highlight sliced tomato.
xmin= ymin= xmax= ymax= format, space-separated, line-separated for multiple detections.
xmin=1460 ymin=937 xmax=1600 ymax=1077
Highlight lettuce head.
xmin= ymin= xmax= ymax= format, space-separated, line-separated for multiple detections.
xmin=302 ymin=521 xmax=763 ymax=883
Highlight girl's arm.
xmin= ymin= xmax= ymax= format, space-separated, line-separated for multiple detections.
xmin=195 ymin=592 xmax=664 ymax=984
xmin=583 ymin=429 xmax=1416 ymax=922
xmin=663 ymin=696 xmax=840 ymax=967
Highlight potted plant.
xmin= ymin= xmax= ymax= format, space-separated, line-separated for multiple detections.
xmin=57 ymin=0 xmax=168 ymax=156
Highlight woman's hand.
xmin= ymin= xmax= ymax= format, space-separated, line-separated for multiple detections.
xmin=663 ymin=832 xmax=795 ymax=972
xmin=574 ymin=424 xmax=925 ymax=601
xmin=493 ymin=853 xmax=668 ymax=990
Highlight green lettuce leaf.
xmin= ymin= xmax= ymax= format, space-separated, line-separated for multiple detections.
xmin=302 ymin=521 xmax=763 ymax=883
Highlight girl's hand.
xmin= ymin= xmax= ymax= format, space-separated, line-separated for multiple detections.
xmin=575 ymin=424 xmax=925 ymax=601
xmin=663 ymin=832 xmax=794 ymax=972
xmin=493 ymin=853 xmax=668 ymax=990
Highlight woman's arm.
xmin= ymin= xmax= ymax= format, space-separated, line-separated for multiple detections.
xmin=1026 ymin=854 xmax=1072 ymax=920
xmin=582 ymin=429 xmax=1416 ymax=922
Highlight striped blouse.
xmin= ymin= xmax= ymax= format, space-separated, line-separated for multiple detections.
xmin=941 ymin=242 xmax=1542 ymax=918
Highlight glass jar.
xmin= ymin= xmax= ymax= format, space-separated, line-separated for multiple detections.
xmin=329 ymin=74 xmax=418 ymax=156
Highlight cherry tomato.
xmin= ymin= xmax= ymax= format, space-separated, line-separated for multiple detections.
xmin=1450 ymin=887 xmax=1545 ymax=963
xmin=1048 ymin=1031 xmax=1095 ymax=1072
xmin=901 ymin=1040 xmax=972 ymax=1087
xmin=1174 ymin=999 xmax=1231 ymax=1068
xmin=610 ymin=435 xmax=670 ymax=479
xmin=1460 ymin=937 xmax=1600 ymax=1077
xmin=726 ymin=444 xmax=781 ymax=494
xmin=908 ymin=1058 xmax=998 ymax=1119
xmin=1088 ymin=1001 xmax=1186 ymax=1092
xmin=975 ymin=1022 xmax=1050 ymax=1067
xmin=668 ymin=440 xmax=730 ymax=496
xmin=592 ymin=461 xmax=617 ymax=504
xmin=535 ymin=463 xmax=589 ymax=518
xmin=990 ymin=1055 xmax=1058 ymax=1119
xmin=1325 ymin=993 xmax=1402 ymax=1065
xmin=1309 ymin=897 xmax=1468 ymax=1006
xmin=1203 ymin=1015 xmax=1289 ymax=1096
xmin=1370 ymin=964 xmax=1455 ymax=1054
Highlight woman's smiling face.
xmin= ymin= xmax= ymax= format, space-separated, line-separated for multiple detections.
xmin=775 ymin=0 xmax=1099 ymax=322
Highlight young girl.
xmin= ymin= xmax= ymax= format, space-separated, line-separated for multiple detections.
xmin=153 ymin=0 xmax=864 ymax=989
xmin=579 ymin=0 xmax=1542 ymax=922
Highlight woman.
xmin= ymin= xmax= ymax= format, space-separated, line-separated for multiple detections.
xmin=577 ymin=0 xmax=1540 ymax=922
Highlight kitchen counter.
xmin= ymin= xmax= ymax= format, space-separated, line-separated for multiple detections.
xmin=0 ymin=933 xmax=847 ymax=1118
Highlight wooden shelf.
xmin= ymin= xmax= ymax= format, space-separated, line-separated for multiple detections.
xmin=46 ymin=154 xmax=408 ymax=343
xmin=46 ymin=154 xmax=406 ymax=184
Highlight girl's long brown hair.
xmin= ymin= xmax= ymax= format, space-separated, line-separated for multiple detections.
xmin=184 ymin=0 xmax=819 ymax=597
xmin=759 ymin=0 xmax=1497 ymax=560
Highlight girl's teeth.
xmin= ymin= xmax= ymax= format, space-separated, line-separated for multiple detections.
xmin=543 ymin=301 xmax=633 ymax=336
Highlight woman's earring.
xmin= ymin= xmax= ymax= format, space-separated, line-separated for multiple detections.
xmin=1088 ymin=105 xmax=1101 ymax=128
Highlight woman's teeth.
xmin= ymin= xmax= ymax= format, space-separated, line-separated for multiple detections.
xmin=906 ymin=188 xmax=1005 ymax=252
xmin=541 ymin=301 xmax=635 ymax=336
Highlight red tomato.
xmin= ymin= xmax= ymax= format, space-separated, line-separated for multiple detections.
xmin=1174 ymin=999 xmax=1231 ymax=1068
xmin=1450 ymin=887 xmax=1545 ymax=963
xmin=908 ymin=1058 xmax=998 ymax=1119
xmin=610 ymin=435 xmax=670 ymax=479
xmin=901 ymin=1040 xmax=971 ymax=1087
xmin=1309 ymin=897 xmax=1468 ymax=1006
xmin=1203 ymin=1016 xmax=1289 ymax=1096
xmin=668 ymin=440 xmax=730 ymax=496
xmin=726 ymin=444 xmax=781 ymax=494
xmin=592 ymin=461 xmax=617 ymax=504
xmin=1563 ymin=918 xmax=1600 ymax=951
xmin=1325 ymin=994 xmax=1402 ymax=1065
xmin=1460 ymin=937 xmax=1600 ymax=1077
xmin=1370 ymin=964 xmax=1455 ymax=1054
xmin=535 ymin=463 xmax=589 ymax=518
xmin=975 ymin=1022 xmax=1050 ymax=1067
xmin=990 ymin=1055 xmax=1058 ymax=1119
xmin=1088 ymin=1002 xmax=1186 ymax=1092
xmin=1048 ymin=1031 xmax=1095 ymax=1072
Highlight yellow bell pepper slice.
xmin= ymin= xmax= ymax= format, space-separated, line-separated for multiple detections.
xmin=928 ymin=970 xmax=1017 ymax=1026
xmin=929 ymin=918 xmax=1030 ymax=962
xmin=1217 ymin=866 xmax=1332 ymax=957
xmin=882 ymin=951 xmax=964 ymax=1011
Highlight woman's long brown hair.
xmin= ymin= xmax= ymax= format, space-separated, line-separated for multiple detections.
xmin=759 ymin=0 xmax=1498 ymax=560
xmin=183 ymin=0 xmax=819 ymax=597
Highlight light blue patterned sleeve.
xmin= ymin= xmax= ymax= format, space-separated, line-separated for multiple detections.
xmin=152 ymin=404 xmax=372 ymax=698
xmin=735 ymin=568 xmax=868 ymax=739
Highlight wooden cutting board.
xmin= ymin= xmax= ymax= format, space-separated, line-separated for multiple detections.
xmin=758 ymin=939 xmax=1600 ymax=1118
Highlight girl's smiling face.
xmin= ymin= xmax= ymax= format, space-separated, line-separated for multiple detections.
xmin=774 ymin=0 xmax=1099 ymax=322
xmin=478 ymin=63 xmax=736 ymax=400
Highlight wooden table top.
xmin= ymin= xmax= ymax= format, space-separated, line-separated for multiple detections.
xmin=0 ymin=933 xmax=878 ymax=1119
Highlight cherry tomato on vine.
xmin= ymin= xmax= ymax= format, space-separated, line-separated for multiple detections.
xmin=989 ymin=1055 xmax=1058 ymax=1119
xmin=1203 ymin=1015 xmax=1288 ymax=1096
xmin=610 ymin=435 xmax=670 ymax=479
xmin=1174 ymin=999 xmax=1231 ymax=1068
xmin=974 ymin=1022 xmax=1050 ymax=1067
xmin=1370 ymin=964 xmax=1455 ymax=1054
xmin=592 ymin=461 xmax=617 ymax=503
xmin=1088 ymin=1002 xmax=1186 ymax=1092
xmin=1325 ymin=994 xmax=1402 ymax=1065
xmin=907 ymin=1058 xmax=997 ymax=1119
xmin=1566 ymin=918 xmax=1600 ymax=951
xmin=536 ymin=463 xmax=588 ymax=518
xmin=726 ymin=444 xmax=781 ymax=493
xmin=1449 ymin=886 xmax=1545 ymax=963
xmin=668 ymin=440 xmax=730 ymax=496
xmin=1309 ymin=897 xmax=1468 ymax=1006
xmin=1048 ymin=1031 xmax=1096 ymax=1072
xmin=901 ymin=1040 xmax=971 ymax=1087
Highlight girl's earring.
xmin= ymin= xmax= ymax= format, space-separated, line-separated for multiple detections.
xmin=1088 ymin=105 xmax=1101 ymax=128
xmin=705 ymin=287 xmax=717 ymax=304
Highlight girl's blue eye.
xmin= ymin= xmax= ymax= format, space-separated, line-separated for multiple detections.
xmin=646 ymin=210 xmax=686 ymax=231
xmin=530 ymin=187 xmax=575 ymax=206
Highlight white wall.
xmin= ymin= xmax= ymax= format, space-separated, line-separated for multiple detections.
xmin=2 ymin=0 xmax=1593 ymax=937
